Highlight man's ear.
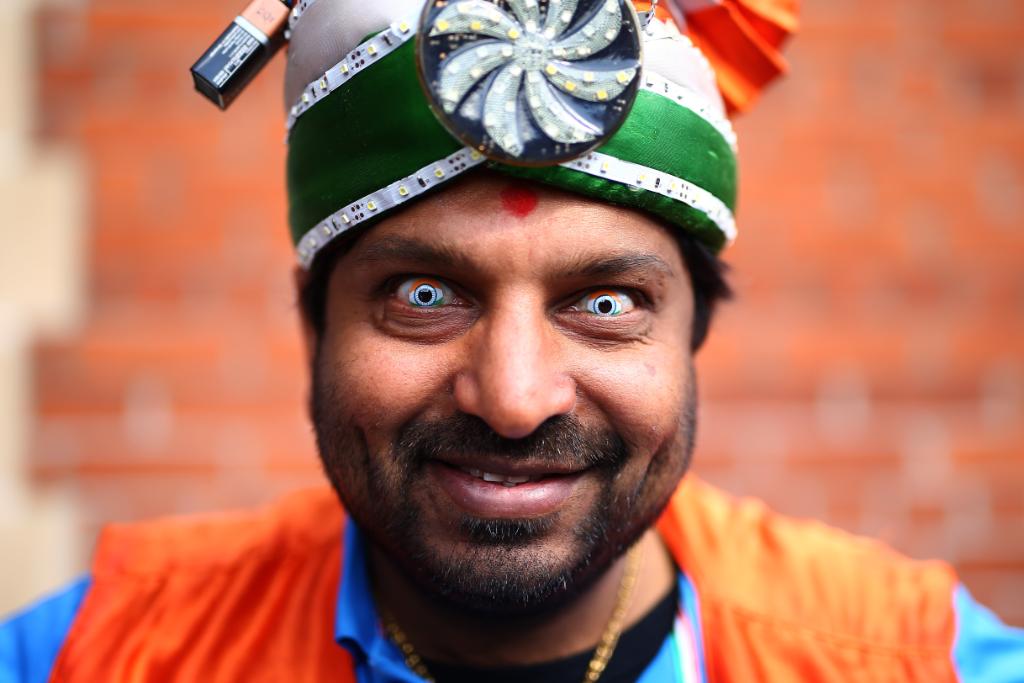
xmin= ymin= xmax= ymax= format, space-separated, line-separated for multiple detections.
xmin=294 ymin=266 xmax=318 ymax=370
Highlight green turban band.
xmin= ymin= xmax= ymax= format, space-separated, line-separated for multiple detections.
xmin=286 ymin=9 xmax=738 ymax=269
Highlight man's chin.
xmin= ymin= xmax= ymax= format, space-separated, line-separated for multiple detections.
xmin=365 ymin=474 xmax=654 ymax=616
xmin=457 ymin=514 xmax=555 ymax=546
xmin=392 ymin=533 xmax=613 ymax=617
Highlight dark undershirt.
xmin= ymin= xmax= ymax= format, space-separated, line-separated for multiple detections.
xmin=421 ymin=580 xmax=679 ymax=683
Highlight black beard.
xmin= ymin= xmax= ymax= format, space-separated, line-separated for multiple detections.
xmin=311 ymin=354 xmax=698 ymax=617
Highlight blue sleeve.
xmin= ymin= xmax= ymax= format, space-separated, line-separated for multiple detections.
xmin=0 ymin=577 xmax=91 ymax=683
xmin=953 ymin=583 xmax=1024 ymax=683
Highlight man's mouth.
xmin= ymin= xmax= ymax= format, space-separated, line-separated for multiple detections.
xmin=428 ymin=459 xmax=587 ymax=518
xmin=456 ymin=467 xmax=541 ymax=487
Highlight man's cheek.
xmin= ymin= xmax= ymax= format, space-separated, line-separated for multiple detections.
xmin=332 ymin=334 xmax=454 ymax=426
xmin=577 ymin=352 xmax=690 ymax=449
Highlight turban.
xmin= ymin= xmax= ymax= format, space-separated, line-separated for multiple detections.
xmin=284 ymin=0 xmax=797 ymax=268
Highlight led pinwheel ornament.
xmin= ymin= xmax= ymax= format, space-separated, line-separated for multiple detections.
xmin=417 ymin=0 xmax=643 ymax=165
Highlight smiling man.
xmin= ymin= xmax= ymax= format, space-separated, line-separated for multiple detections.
xmin=308 ymin=172 xmax=704 ymax=645
xmin=304 ymin=176 xmax=703 ymax=679
xmin=3 ymin=0 xmax=1024 ymax=681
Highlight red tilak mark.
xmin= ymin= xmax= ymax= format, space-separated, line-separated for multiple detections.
xmin=500 ymin=186 xmax=539 ymax=218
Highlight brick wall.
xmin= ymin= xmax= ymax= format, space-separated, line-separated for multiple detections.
xmin=29 ymin=0 xmax=1024 ymax=624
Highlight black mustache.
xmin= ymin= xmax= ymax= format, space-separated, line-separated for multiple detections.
xmin=394 ymin=413 xmax=630 ymax=472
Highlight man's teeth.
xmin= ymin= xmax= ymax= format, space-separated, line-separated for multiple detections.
xmin=462 ymin=467 xmax=534 ymax=486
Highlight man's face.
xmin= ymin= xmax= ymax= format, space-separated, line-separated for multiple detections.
xmin=308 ymin=174 xmax=697 ymax=615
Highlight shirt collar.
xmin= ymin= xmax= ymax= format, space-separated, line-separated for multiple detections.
xmin=334 ymin=519 xmax=706 ymax=683
xmin=335 ymin=519 xmax=425 ymax=682
xmin=335 ymin=518 xmax=379 ymax=659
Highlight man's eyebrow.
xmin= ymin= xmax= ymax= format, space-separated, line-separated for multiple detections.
xmin=354 ymin=238 xmax=675 ymax=279
xmin=353 ymin=236 xmax=474 ymax=270
xmin=563 ymin=253 xmax=675 ymax=279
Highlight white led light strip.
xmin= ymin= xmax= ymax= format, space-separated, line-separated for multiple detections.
xmin=296 ymin=148 xmax=735 ymax=268
xmin=285 ymin=16 xmax=418 ymax=133
xmin=297 ymin=147 xmax=487 ymax=269
xmin=287 ymin=0 xmax=319 ymax=32
xmin=560 ymin=150 xmax=737 ymax=242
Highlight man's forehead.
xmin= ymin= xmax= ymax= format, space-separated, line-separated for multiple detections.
xmin=343 ymin=178 xmax=681 ymax=279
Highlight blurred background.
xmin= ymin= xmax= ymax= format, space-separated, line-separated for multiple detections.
xmin=1 ymin=0 xmax=1022 ymax=625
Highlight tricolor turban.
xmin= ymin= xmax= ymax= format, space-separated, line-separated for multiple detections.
xmin=285 ymin=0 xmax=796 ymax=268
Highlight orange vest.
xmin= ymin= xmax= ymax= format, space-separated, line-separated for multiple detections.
xmin=49 ymin=478 xmax=960 ymax=681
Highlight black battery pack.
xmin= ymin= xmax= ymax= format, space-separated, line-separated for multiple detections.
xmin=191 ymin=0 xmax=291 ymax=109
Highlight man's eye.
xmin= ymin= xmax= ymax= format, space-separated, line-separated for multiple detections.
xmin=396 ymin=277 xmax=453 ymax=308
xmin=575 ymin=289 xmax=636 ymax=317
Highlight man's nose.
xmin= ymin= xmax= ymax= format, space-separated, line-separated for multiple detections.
xmin=453 ymin=303 xmax=577 ymax=439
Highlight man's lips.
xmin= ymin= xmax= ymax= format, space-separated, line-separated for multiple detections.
xmin=433 ymin=455 xmax=583 ymax=481
xmin=428 ymin=459 xmax=588 ymax=518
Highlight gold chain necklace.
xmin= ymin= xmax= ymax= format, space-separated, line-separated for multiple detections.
xmin=382 ymin=543 xmax=643 ymax=683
